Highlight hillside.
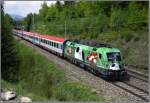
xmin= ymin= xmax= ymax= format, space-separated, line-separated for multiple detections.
xmin=23 ymin=1 xmax=148 ymax=70
xmin=10 ymin=14 xmax=24 ymax=21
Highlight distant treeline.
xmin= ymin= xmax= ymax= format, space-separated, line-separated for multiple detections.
xmin=21 ymin=1 xmax=148 ymax=39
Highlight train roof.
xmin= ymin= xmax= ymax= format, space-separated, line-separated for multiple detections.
xmin=14 ymin=29 xmax=65 ymax=43
xmin=70 ymin=39 xmax=112 ymax=48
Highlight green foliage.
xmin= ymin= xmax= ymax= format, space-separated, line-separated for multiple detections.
xmin=126 ymin=2 xmax=148 ymax=30
xmin=24 ymin=13 xmax=33 ymax=31
xmin=39 ymin=2 xmax=49 ymax=22
xmin=1 ymin=6 xmax=20 ymax=82
xmin=52 ymin=82 xmax=103 ymax=101
xmin=110 ymin=8 xmax=127 ymax=31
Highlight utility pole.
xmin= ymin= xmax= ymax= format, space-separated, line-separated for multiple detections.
xmin=65 ymin=20 xmax=67 ymax=40
xmin=32 ymin=13 xmax=35 ymax=48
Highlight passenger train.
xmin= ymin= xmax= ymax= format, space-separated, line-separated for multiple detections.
xmin=13 ymin=29 xmax=128 ymax=80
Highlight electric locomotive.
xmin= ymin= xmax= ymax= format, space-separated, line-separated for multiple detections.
xmin=63 ymin=40 xmax=128 ymax=80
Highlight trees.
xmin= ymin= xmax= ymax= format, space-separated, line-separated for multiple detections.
xmin=1 ymin=4 xmax=19 ymax=82
xmin=39 ymin=2 xmax=49 ymax=22
xmin=23 ymin=13 xmax=33 ymax=31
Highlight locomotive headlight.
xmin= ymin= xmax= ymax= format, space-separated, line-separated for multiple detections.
xmin=109 ymin=63 xmax=120 ymax=70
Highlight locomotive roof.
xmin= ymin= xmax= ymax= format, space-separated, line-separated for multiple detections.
xmin=71 ymin=39 xmax=112 ymax=48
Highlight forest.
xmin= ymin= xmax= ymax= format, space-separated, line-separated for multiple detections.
xmin=22 ymin=1 xmax=148 ymax=70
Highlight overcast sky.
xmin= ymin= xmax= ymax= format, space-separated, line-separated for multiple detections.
xmin=4 ymin=1 xmax=56 ymax=17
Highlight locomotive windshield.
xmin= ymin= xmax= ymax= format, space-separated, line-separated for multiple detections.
xmin=107 ymin=52 xmax=121 ymax=62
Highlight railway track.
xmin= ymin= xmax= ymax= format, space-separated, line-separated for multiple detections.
xmin=112 ymin=81 xmax=149 ymax=102
xmin=14 ymin=36 xmax=149 ymax=102
xmin=111 ymin=68 xmax=149 ymax=102
xmin=126 ymin=68 xmax=148 ymax=82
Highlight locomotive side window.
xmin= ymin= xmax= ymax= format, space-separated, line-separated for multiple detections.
xmin=99 ymin=53 xmax=102 ymax=59
xmin=76 ymin=47 xmax=79 ymax=52
xmin=82 ymin=51 xmax=85 ymax=60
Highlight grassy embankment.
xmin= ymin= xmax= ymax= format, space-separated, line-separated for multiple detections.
xmin=1 ymin=41 xmax=104 ymax=101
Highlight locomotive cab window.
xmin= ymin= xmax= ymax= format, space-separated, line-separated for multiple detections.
xmin=107 ymin=52 xmax=121 ymax=61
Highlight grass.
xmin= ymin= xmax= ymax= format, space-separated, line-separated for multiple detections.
xmin=1 ymin=41 xmax=104 ymax=101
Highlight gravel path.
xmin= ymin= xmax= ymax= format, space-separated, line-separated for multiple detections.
xmin=15 ymin=37 xmax=149 ymax=102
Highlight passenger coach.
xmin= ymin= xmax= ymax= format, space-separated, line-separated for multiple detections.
xmin=13 ymin=29 xmax=65 ymax=56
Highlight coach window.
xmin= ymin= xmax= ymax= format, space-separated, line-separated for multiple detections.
xmin=52 ymin=42 xmax=53 ymax=46
xmin=55 ymin=43 xmax=57 ymax=47
xmin=49 ymin=41 xmax=50 ymax=45
xmin=56 ymin=43 xmax=58 ymax=48
xmin=45 ymin=40 xmax=47 ymax=44
xmin=53 ymin=42 xmax=54 ymax=47
xmin=56 ymin=43 xmax=57 ymax=48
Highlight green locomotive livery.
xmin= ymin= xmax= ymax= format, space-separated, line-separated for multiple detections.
xmin=63 ymin=40 xmax=127 ymax=79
